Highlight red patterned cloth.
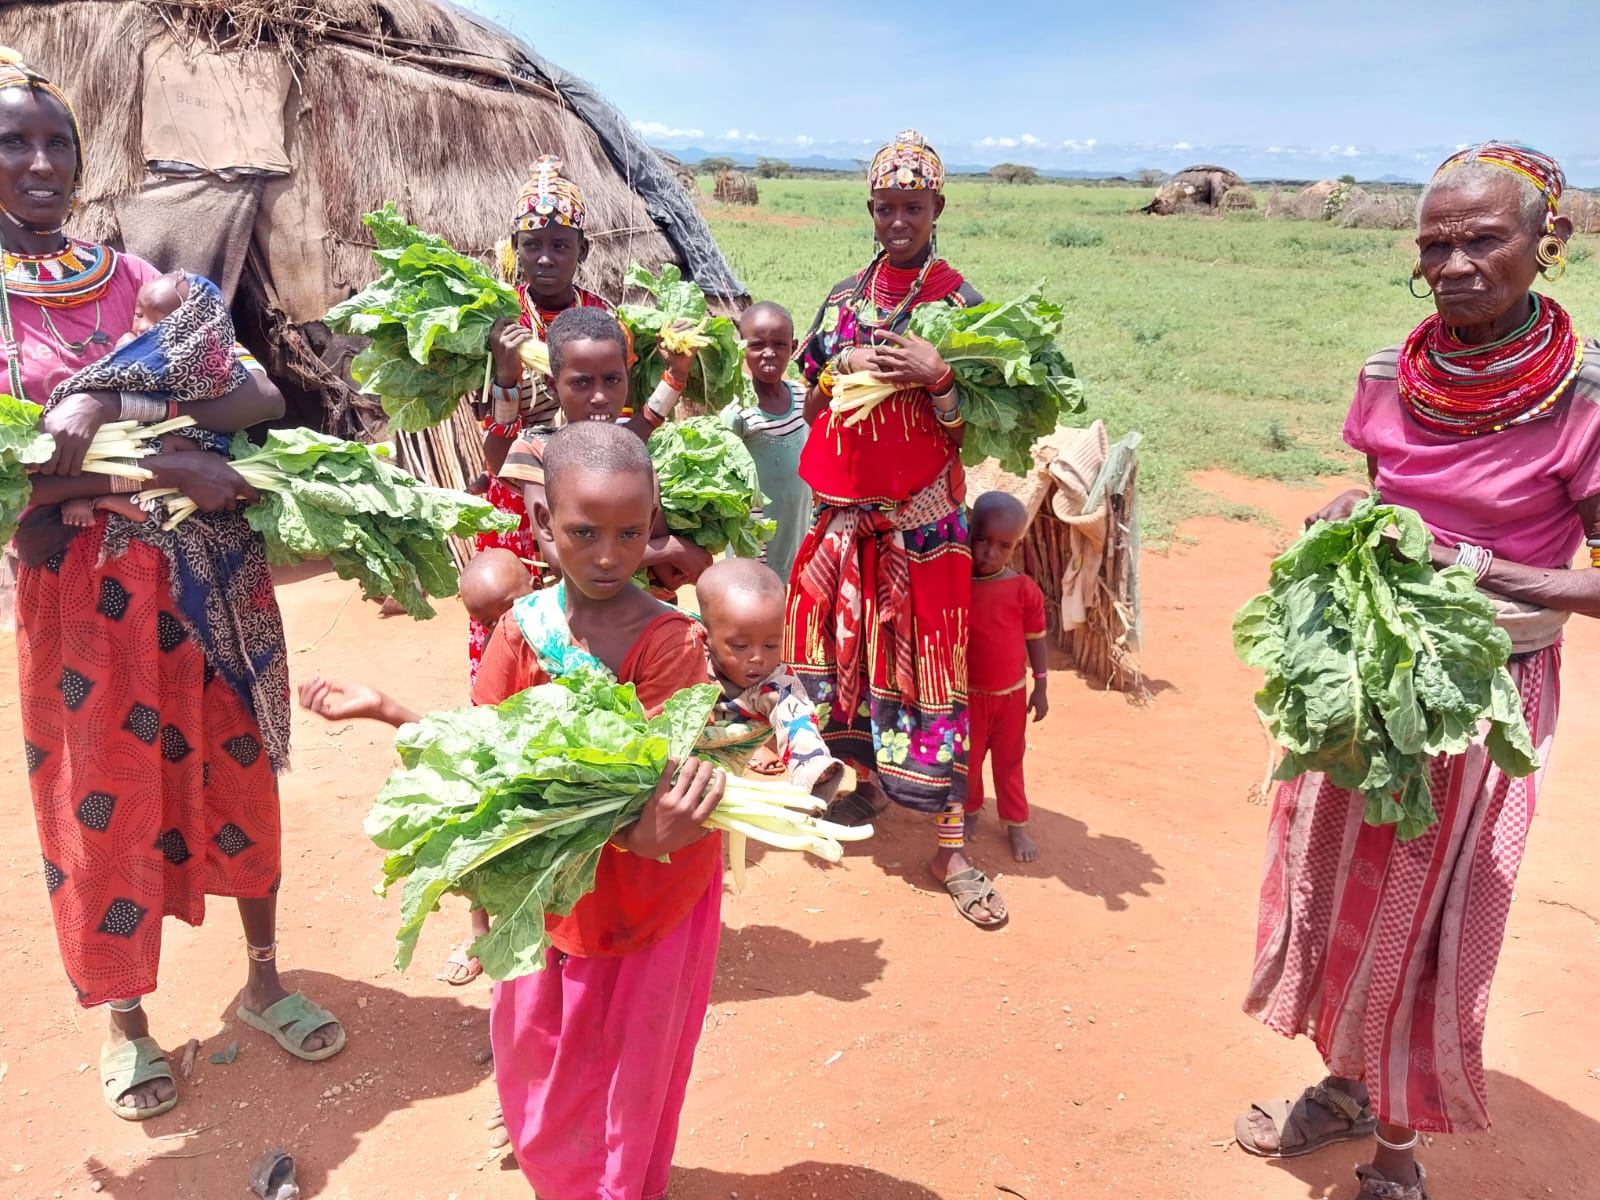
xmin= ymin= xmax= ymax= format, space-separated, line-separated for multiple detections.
xmin=1245 ymin=645 xmax=1560 ymax=1132
xmin=20 ymin=526 xmax=281 ymax=1006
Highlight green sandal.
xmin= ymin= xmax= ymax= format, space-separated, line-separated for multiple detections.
xmin=236 ymin=992 xmax=346 ymax=1063
xmin=101 ymin=1036 xmax=178 ymax=1121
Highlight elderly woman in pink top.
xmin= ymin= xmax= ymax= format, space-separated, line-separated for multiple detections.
xmin=1233 ymin=142 xmax=1600 ymax=1200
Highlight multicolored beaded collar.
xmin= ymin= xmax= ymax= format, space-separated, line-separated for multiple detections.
xmin=2 ymin=238 xmax=118 ymax=309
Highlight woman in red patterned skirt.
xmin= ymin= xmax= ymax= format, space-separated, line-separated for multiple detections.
xmin=787 ymin=131 xmax=1006 ymax=928
xmin=1 ymin=51 xmax=342 ymax=1121
xmin=1235 ymin=143 xmax=1600 ymax=1200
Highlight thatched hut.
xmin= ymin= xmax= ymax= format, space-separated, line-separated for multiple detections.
xmin=714 ymin=169 xmax=759 ymax=206
xmin=1142 ymin=164 xmax=1249 ymax=215
xmin=0 ymin=0 xmax=746 ymax=446
xmin=656 ymin=151 xmax=701 ymax=197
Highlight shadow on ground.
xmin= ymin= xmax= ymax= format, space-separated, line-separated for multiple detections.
xmin=671 ymin=1160 xmax=943 ymax=1198
xmin=82 ymin=969 xmax=488 ymax=1198
xmin=714 ymin=922 xmax=886 ymax=1004
xmin=1263 ymin=1070 xmax=1599 ymax=1199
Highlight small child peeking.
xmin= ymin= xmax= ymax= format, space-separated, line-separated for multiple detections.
xmin=693 ymin=557 xmax=845 ymax=800
xmin=723 ymin=302 xmax=810 ymax=584
xmin=61 ymin=271 xmax=193 ymax=528
xmin=963 ymin=492 xmax=1049 ymax=863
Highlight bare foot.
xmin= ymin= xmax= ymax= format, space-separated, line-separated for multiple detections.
xmin=1008 ymin=825 xmax=1040 ymax=863
xmin=931 ymin=846 xmax=1007 ymax=922
xmin=61 ymin=498 xmax=96 ymax=527
xmin=963 ymin=811 xmax=979 ymax=841
xmin=106 ymin=1006 xmax=177 ymax=1111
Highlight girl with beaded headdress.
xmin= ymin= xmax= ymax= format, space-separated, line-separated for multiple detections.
xmin=785 ymin=129 xmax=1008 ymax=927
xmin=468 ymin=157 xmax=615 ymax=673
xmin=1234 ymin=142 xmax=1600 ymax=1200
xmin=0 ymin=47 xmax=343 ymax=1121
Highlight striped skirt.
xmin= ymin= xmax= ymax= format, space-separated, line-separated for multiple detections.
xmin=1244 ymin=645 xmax=1560 ymax=1133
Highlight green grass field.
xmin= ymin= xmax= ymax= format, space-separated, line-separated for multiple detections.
xmin=701 ymin=180 xmax=1600 ymax=539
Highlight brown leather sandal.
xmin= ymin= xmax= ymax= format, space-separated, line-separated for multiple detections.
xmin=1234 ymin=1079 xmax=1377 ymax=1158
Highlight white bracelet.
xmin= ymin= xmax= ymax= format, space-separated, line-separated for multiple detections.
xmin=646 ymin=387 xmax=678 ymax=420
xmin=1454 ymin=541 xmax=1493 ymax=582
xmin=119 ymin=392 xmax=166 ymax=423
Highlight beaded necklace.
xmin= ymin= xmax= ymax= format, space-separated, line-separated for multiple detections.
xmin=1397 ymin=293 xmax=1582 ymax=436
xmin=845 ymin=250 xmax=937 ymax=340
xmin=2 ymin=237 xmax=117 ymax=309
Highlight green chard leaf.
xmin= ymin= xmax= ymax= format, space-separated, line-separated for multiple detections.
xmin=368 ymin=669 xmax=719 ymax=980
xmin=1233 ymin=495 xmax=1537 ymax=840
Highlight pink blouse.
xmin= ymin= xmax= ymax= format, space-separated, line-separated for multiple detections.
xmin=1344 ymin=343 xmax=1600 ymax=570
xmin=2 ymin=250 xmax=159 ymax=405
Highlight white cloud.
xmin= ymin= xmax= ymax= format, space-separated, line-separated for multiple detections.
xmin=632 ymin=120 xmax=705 ymax=141
xmin=1342 ymin=145 xmax=1359 ymax=157
xmin=1020 ymin=133 xmax=1042 ymax=146
xmin=1062 ymin=138 xmax=1098 ymax=152
xmin=793 ymin=135 xmax=815 ymax=147
xmin=722 ymin=129 xmax=765 ymax=143
xmin=1172 ymin=141 xmax=1194 ymax=151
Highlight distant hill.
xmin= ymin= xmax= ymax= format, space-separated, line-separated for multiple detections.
xmin=654 ymin=146 xmax=1425 ymax=188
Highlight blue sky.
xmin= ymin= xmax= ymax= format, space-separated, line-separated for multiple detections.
xmin=453 ymin=0 xmax=1600 ymax=182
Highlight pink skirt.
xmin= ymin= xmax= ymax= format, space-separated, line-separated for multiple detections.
xmin=490 ymin=868 xmax=721 ymax=1199
xmin=1245 ymin=646 xmax=1559 ymax=1133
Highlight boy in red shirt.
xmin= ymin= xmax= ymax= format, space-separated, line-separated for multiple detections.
xmin=963 ymin=492 xmax=1050 ymax=862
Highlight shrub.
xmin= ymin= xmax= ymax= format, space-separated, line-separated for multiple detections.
xmin=1047 ymin=224 xmax=1105 ymax=248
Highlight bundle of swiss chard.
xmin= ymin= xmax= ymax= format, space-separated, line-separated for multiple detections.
xmin=648 ymin=415 xmax=774 ymax=557
xmin=324 ymin=204 xmax=522 ymax=433
xmin=141 ymin=428 xmax=516 ymax=619
xmin=618 ymin=263 xmax=743 ymax=411
xmin=830 ymin=285 xmax=1085 ymax=476
xmin=367 ymin=669 xmax=869 ymax=979
xmin=1232 ymin=496 xmax=1537 ymax=840
xmin=0 ymin=392 xmax=194 ymax=545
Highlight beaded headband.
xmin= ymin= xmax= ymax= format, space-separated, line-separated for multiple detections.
xmin=513 ymin=155 xmax=586 ymax=232
xmin=1433 ymin=141 xmax=1566 ymax=233
xmin=869 ymin=130 xmax=944 ymax=192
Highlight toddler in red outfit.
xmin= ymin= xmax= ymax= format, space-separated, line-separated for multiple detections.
xmin=963 ymin=492 xmax=1049 ymax=862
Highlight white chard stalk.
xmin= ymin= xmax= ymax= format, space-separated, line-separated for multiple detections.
xmin=829 ymin=372 xmax=901 ymax=427
xmin=69 ymin=414 xmax=200 ymax=483
xmin=708 ymin=776 xmax=873 ymax=892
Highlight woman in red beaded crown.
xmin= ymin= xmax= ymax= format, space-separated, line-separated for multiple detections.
xmin=1234 ymin=142 xmax=1600 ymax=1200
xmin=787 ymin=130 xmax=1007 ymax=927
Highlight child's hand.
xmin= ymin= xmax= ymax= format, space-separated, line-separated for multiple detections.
xmin=489 ymin=318 xmax=534 ymax=385
xmin=298 ymin=676 xmax=389 ymax=724
xmin=1028 ymin=681 xmax=1049 ymax=723
xmin=661 ymin=319 xmax=698 ymax=385
xmin=619 ymin=757 xmax=726 ymax=858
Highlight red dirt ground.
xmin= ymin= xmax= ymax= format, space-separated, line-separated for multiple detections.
xmin=2 ymin=474 xmax=1596 ymax=1200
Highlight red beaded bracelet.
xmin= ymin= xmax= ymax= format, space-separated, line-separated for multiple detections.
xmin=930 ymin=367 xmax=956 ymax=395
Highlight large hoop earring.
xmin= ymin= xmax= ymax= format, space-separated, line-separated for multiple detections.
xmin=1408 ymin=262 xmax=1432 ymax=299
xmin=1537 ymin=233 xmax=1567 ymax=281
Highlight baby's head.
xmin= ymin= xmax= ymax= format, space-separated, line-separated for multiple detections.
xmin=970 ymin=491 xmax=1028 ymax=578
xmin=131 ymin=271 xmax=190 ymax=335
xmin=547 ymin=306 xmax=631 ymax=425
xmin=459 ymin=547 xmax=534 ymax=629
xmin=536 ymin=420 xmax=658 ymax=602
xmin=695 ymin=557 xmax=787 ymax=689
xmin=739 ymin=301 xmax=797 ymax=388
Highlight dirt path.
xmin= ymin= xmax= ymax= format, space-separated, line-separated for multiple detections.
xmin=2 ymin=475 xmax=1595 ymax=1200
